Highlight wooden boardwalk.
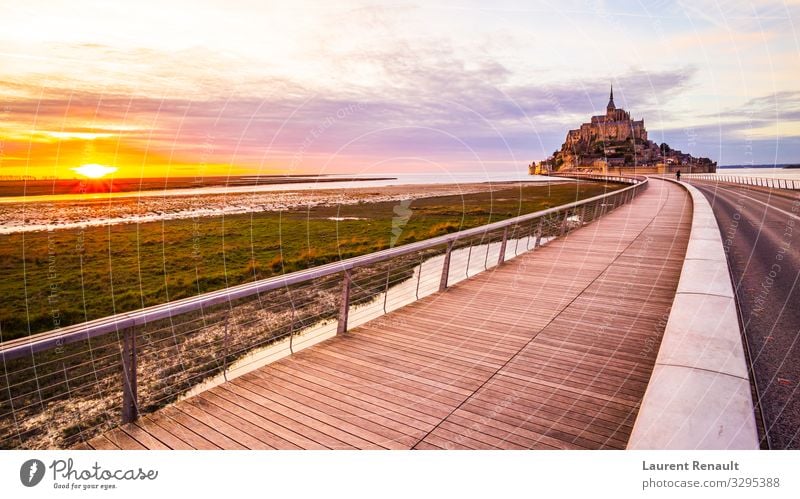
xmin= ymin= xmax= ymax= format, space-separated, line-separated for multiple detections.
xmin=83 ymin=179 xmax=692 ymax=450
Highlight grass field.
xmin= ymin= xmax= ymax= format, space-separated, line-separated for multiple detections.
xmin=0 ymin=181 xmax=621 ymax=342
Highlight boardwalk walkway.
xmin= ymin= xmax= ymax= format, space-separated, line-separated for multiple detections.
xmin=84 ymin=179 xmax=692 ymax=450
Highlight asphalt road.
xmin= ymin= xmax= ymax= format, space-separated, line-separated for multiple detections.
xmin=690 ymin=180 xmax=800 ymax=449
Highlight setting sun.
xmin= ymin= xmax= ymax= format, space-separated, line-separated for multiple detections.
xmin=72 ymin=164 xmax=118 ymax=179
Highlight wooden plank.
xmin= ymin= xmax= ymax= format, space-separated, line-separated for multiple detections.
xmin=219 ymin=381 xmax=358 ymax=449
xmin=119 ymin=423 xmax=170 ymax=450
xmin=356 ymin=323 xmax=519 ymax=363
xmin=87 ymin=434 xmax=121 ymax=450
xmin=102 ymin=427 xmax=147 ymax=450
xmin=243 ymin=370 xmax=421 ymax=448
xmin=141 ymin=412 xmax=220 ymax=450
xmin=413 ymin=440 xmax=444 ymax=450
xmin=182 ymin=395 xmax=291 ymax=449
xmin=160 ymin=405 xmax=247 ymax=450
xmin=256 ymin=362 xmax=431 ymax=434
xmin=327 ymin=335 xmax=496 ymax=389
xmin=303 ymin=348 xmax=474 ymax=404
xmin=196 ymin=391 xmax=314 ymax=449
xmin=282 ymin=354 xmax=448 ymax=424
xmin=130 ymin=417 xmax=193 ymax=450
xmin=232 ymin=376 xmax=387 ymax=449
xmin=462 ymin=389 xmax=631 ymax=447
xmin=475 ymin=375 xmax=636 ymax=426
xmin=442 ymin=410 xmax=579 ymax=450
xmin=212 ymin=384 xmax=348 ymax=449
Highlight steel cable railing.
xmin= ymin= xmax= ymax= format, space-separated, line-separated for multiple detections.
xmin=684 ymin=173 xmax=799 ymax=190
xmin=0 ymin=174 xmax=646 ymax=449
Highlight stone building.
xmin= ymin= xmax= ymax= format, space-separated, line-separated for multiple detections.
xmin=531 ymin=87 xmax=716 ymax=175
xmin=565 ymin=86 xmax=647 ymax=147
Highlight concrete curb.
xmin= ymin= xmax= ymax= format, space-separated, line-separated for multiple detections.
xmin=626 ymin=178 xmax=760 ymax=449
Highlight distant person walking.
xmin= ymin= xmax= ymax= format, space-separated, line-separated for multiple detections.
xmin=676 ymin=170 xmax=681 ymax=181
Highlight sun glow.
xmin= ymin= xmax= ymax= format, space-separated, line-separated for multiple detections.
xmin=72 ymin=164 xmax=118 ymax=179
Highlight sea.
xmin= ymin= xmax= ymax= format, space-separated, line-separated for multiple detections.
xmin=0 ymin=170 xmax=543 ymax=204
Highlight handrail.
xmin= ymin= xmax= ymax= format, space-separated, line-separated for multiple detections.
xmin=683 ymin=173 xmax=799 ymax=190
xmin=549 ymin=172 xmax=642 ymax=184
xmin=0 ymin=175 xmax=647 ymax=363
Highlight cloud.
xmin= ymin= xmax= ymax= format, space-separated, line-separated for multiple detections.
xmin=0 ymin=1 xmax=796 ymax=173
xmin=0 ymin=55 xmax=703 ymax=174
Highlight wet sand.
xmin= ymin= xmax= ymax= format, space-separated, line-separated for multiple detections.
xmin=0 ymin=181 xmax=560 ymax=234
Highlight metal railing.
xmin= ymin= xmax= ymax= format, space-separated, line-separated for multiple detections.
xmin=0 ymin=175 xmax=647 ymax=449
xmin=684 ymin=173 xmax=799 ymax=190
xmin=549 ymin=172 xmax=642 ymax=184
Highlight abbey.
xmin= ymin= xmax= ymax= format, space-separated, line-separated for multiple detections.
xmin=531 ymin=87 xmax=716 ymax=175
xmin=566 ymin=86 xmax=648 ymax=148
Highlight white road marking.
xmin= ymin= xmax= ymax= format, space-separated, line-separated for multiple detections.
xmin=712 ymin=184 xmax=800 ymax=221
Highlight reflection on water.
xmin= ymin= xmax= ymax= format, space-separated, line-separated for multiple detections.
xmin=0 ymin=171 xmax=552 ymax=204
xmin=179 ymin=233 xmax=550 ymax=400
xmin=1 ymin=171 xmax=564 ymax=234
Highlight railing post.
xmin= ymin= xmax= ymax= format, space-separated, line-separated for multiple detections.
xmin=439 ymin=240 xmax=455 ymax=292
xmin=121 ymin=327 xmax=138 ymax=424
xmin=383 ymin=266 xmax=391 ymax=313
xmin=415 ymin=257 xmax=423 ymax=300
xmin=534 ymin=219 xmax=543 ymax=248
xmin=497 ymin=227 xmax=509 ymax=265
xmin=560 ymin=211 xmax=569 ymax=236
xmin=223 ymin=313 xmax=230 ymax=380
xmin=526 ymin=221 xmax=534 ymax=250
xmin=465 ymin=242 xmax=473 ymax=277
xmin=288 ymin=309 xmax=296 ymax=355
xmin=337 ymin=270 xmax=351 ymax=335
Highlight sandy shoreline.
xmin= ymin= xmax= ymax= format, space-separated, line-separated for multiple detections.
xmin=0 ymin=181 xmax=561 ymax=234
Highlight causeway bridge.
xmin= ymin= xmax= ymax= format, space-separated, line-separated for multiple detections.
xmin=1 ymin=174 xmax=778 ymax=450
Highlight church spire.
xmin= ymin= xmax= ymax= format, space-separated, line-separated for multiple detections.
xmin=606 ymin=84 xmax=615 ymax=112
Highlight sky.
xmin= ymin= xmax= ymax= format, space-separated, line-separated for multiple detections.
xmin=0 ymin=0 xmax=799 ymax=179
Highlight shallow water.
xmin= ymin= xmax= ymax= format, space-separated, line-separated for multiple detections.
xmin=0 ymin=173 xmax=562 ymax=234
xmin=0 ymin=171 xmax=549 ymax=205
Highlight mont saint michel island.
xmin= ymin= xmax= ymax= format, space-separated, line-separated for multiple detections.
xmin=531 ymin=87 xmax=716 ymax=175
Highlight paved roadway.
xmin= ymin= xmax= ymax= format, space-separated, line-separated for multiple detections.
xmin=690 ymin=181 xmax=800 ymax=449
